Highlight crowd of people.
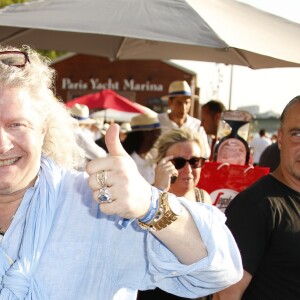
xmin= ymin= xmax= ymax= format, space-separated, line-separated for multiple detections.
xmin=0 ymin=44 xmax=299 ymax=300
xmin=0 ymin=45 xmax=242 ymax=299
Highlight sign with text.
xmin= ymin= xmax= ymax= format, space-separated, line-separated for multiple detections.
xmin=61 ymin=78 xmax=164 ymax=92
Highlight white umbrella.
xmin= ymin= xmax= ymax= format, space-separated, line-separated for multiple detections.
xmin=90 ymin=102 xmax=157 ymax=123
xmin=91 ymin=109 xmax=139 ymax=123
xmin=0 ymin=0 xmax=300 ymax=68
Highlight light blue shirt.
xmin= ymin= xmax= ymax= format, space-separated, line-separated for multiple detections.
xmin=0 ymin=168 xmax=242 ymax=299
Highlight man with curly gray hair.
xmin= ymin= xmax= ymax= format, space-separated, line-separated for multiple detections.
xmin=0 ymin=46 xmax=242 ymax=299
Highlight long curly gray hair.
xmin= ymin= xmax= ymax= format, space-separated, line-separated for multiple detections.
xmin=0 ymin=45 xmax=84 ymax=169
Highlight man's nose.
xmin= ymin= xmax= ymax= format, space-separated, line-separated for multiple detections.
xmin=183 ymin=103 xmax=190 ymax=111
xmin=0 ymin=128 xmax=13 ymax=154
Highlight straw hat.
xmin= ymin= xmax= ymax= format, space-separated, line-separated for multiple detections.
xmin=70 ymin=104 xmax=96 ymax=125
xmin=162 ymin=80 xmax=197 ymax=100
xmin=130 ymin=113 xmax=160 ymax=132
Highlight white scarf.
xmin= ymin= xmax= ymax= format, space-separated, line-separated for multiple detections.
xmin=0 ymin=156 xmax=62 ymax=299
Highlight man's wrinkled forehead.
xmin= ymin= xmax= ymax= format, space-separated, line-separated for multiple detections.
xmin=281 ymin=102 xmax=300 ymax=128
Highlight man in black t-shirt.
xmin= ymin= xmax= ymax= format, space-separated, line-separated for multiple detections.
xmin=213 ymin=96 xmax=300 ymax=300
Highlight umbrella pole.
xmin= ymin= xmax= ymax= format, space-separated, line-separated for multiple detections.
xmin=228 ymin=65 xmax=234 ymax=110
xmin=190 ymin=77 xmax=196 ymax=117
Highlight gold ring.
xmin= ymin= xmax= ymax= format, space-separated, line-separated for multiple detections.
xmin=96 ymin=170 xmax=107 ymax=188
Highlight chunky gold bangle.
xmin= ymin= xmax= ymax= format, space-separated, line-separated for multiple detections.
xmin=138 ymin=192 xmax=182 ymax=232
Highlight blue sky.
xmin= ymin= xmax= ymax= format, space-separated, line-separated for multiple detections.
xmin=172 ymin=0 xmax=300 ymax=114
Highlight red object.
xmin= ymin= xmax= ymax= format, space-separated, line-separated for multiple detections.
xmin=197 ymin=162 xmax=270 ymax=212
xmin=65 ymin=89 xmax=145 ymax=113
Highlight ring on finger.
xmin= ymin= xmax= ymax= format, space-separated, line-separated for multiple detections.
xmin=96 ymin=170 xmax=107 ymax=188
xmin=97 ymin=187 xmax=113 ymax=204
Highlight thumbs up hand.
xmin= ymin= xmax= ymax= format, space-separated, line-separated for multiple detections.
xmin=86 ymin=123 xmax=152 ymax=220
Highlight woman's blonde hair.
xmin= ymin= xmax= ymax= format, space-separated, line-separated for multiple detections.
xmin=155 ymin=128 xmax=205 ymax=163
xmin=0 ymin=45 xmax=84 ymax=169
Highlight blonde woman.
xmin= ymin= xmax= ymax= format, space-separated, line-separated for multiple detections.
xmin=138 ymin=128 xmax=212 ymax=299
xmin=154 ymin=128 xmax=211 ymax=204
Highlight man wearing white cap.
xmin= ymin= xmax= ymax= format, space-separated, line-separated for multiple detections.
xmin=158 ymin=81 xmax=210 ymax=159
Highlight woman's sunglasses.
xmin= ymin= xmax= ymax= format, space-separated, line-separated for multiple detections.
xmin=171 ymin=156 xmax=205 ymax=170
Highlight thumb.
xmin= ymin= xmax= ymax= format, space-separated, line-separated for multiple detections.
xmin=105 ymin=123 xmax=129 ymax=157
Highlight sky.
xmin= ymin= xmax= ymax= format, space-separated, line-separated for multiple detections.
xmin=171 ymin=0 xmax=300 ymax=115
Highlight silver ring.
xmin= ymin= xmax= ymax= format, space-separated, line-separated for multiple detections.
xmin=96 ymin=170 xmax=107 ymax=188
xmin=97 ymin=187 xmax=112 ymax=203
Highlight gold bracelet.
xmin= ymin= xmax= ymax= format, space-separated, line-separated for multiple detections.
xmin=138 ymin=192 xmax=182 ymax=232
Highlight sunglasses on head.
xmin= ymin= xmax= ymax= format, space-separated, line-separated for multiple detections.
xmin=0 ymin=51 xmax=30 ymax=68
xmin=171 ymin=156 xmax=205 ymax=170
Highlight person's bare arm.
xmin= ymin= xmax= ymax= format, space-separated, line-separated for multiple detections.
xmin=87 ymin=124 xmax=239 ymax=266
xmin=87 ymin=125 xmax=206 ymax=264
xmin=152 ymin=204 xmax=207 ymax=264
xmin=213 ymin=270 xmax=252 ymax=300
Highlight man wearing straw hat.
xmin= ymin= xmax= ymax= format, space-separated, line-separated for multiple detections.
xmin=158 ymin=80 xmax=210 ymax=159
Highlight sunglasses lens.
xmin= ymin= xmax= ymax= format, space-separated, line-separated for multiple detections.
xmin=172 ymin=158 xmax=186 ymax=170
xmin=0 ymin=52 xmax=27 ymax=67
xmin=189 ymin=157 xmax=201 ymax=168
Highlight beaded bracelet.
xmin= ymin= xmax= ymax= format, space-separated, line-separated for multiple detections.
xmin=138 ymin=186 xmax=160 ymax=223
xmin=138 ymin=192 xmax=166 ymax=231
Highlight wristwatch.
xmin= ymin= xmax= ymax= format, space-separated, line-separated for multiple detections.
xmin=138 ymin=192 xmax=182 ymax=232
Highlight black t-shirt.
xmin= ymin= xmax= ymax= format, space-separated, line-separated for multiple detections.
xmin=137 ymin=289 xmax=209 ymax=300
xmin=225 ymin=175 xmax=300 ymax=300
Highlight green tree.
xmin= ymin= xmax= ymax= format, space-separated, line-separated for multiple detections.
xmin=0 ymin=0 xmax=26 ymax=9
